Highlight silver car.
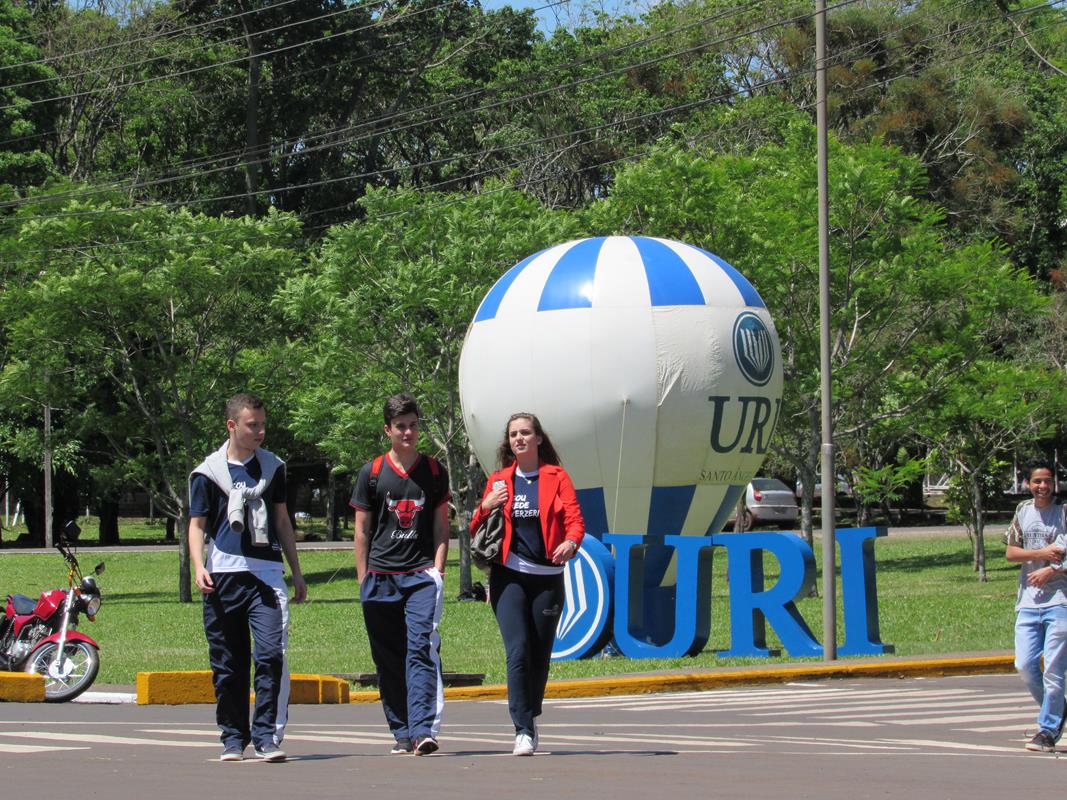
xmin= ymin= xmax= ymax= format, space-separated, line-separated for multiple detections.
xmin=731 ymin=478 xmax=800 ymax=531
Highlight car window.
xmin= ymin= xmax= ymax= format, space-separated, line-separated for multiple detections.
xmin=751 ymin=478 xmax=789 ymax=491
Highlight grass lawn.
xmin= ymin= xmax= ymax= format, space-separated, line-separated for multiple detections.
xmin=0 ymin=519 xmax=1018 ymax=686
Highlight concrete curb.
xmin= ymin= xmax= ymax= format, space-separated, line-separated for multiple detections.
xmin=136 ymin=671 xmax=350 ymax=705
xmin=125 ymin=654 xmax=1016 ymax=705
xmin=0 ymin=671 xmax=45 ymax=702
xmin=346 ymin=653 xmax=1017 ymax=704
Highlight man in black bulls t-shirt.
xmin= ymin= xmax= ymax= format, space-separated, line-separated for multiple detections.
xmin=352 ymin=393 xmax=450 ymax=756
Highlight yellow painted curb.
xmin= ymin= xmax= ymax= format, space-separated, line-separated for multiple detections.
xmin=137 ymin=671 xmax=214 ymax=704
xmin=137 ymin=671 xmax=352 ymax=705
xmin=290 ymin=673 xmax=350 ymax=704
xmin=396 ymin=655 xmax=1016 ymax=703
xmin=0 ymin=671 xmax=45 ymax=702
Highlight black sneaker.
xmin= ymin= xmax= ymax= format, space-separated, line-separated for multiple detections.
xmin=390 ymin=739 xmax=413 ymax=755
xmin=253 ymin=743 xmax=287 ymax=762
xmin=414 ymin=736 xmax=439 ymax=756
xmin=1026 ymin=731 xmax=1056 ymax=752
xmin=219 ymin=745 xmax=244 ymax=762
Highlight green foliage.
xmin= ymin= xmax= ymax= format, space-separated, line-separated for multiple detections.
xmin=853 ymin=457 xmax=927 ymax=507
xmin=279 ymin=184 xmax=576 ymax=476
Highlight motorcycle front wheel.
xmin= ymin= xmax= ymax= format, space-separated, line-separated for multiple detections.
xmin=25 ymin=641 xmax=100 ymax=702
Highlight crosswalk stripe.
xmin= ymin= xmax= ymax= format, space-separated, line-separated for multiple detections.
xmin=751 ymin=698 xmax=1026 ymax=718
xmin=551 ymin=687 xmax=984 ymax=711
xmin=0 ymin=743 xmax=89 ymax=753
xmin=884 ymin=738 xmax=1022 ymax=753
xmin=882 ymin=713 xmax=1034 ymax=725
xmin=0 ymin=731 xmax=216 ymax=748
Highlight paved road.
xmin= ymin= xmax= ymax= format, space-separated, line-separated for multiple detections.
xmin=0 ymin=673 xmax=1055 ymax=799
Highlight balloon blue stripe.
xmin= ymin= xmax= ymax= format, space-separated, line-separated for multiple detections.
xmin=685 ymin=244 xmax=766 ymax=309
xmin=473 ymin=247 xmax=549 ymax=322
xmin=537 ymin=238 xmax=604 ymax=312
xmin=633 ymin=238 xmax=705 ymax=306
xmin=575 ymin=487 xmax=609 ymax=541
xmin=706 ymin=484 xmax=748 ymax=533
xmin=647 ymin=485 xmax=697 ymax=536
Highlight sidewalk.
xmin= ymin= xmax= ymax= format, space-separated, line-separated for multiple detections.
xmin=73 ymin=650 xmax=1015 ymax=705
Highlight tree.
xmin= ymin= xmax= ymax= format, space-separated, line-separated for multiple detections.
xmin=585 ymin=116 xmax=1049 ymax=544
xmin=922 ymin=360 xmax=1067 ymax=580
xmin=0 ymin=0 xmax=58 ymax=190
xmin=279 ymin=184 xmax=576 ymax=594
xmin=0 ymin=188 xmax=302 ymax=598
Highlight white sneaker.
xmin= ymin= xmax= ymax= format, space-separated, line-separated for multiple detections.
xmin=531 ymin=719 xmax=539 ymax=750
xmin=513 ymin=732 xmax=535 ymax=756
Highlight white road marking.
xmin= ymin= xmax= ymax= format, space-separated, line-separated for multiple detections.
xmin=883 ymin=738 xmax=1024 ymax=753
xmin=0 ymin=743 xmax=89 ymax=753
xmin=0 ymin=731 xmax=216 ymax=747
xmin=882 ymin=713 xmax=1034 ymax=725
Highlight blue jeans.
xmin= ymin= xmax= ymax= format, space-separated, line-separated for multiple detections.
xmin=1015 ymin=605 xmax=1067 ymax=734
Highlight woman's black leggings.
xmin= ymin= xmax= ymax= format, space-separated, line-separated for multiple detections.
xmin=489 ymin=563 xmax=565 ymax=736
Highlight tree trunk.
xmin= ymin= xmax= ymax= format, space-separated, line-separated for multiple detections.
xmin=98 ymin=500 xmax=119 ymax=545
xmin=972 ymin=481 xmax=987 ymax=582
xmin=179 ymin=512 xmax=192 ymax=602
xmin=165 ymin=515 xmax=175 ymax=542
xmin=327 ymin=468 xmax=340 ymax=541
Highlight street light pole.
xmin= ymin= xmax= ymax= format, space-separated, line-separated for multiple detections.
xmin=815 ymin=0 xmax=836 ymax=661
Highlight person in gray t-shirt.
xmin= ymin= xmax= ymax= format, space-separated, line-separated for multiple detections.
xmin=1005 ymin=463 xmax=1067 ymax=753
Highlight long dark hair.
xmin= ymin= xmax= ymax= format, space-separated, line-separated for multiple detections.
xmin=496 ymin=412 xmax=561 ymax=468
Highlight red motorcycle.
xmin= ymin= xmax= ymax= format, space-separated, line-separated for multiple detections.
xmin=0 ymin=522 xmax=104 ymax=701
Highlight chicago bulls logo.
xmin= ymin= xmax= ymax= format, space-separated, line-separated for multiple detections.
xmin=387 ymin=493 xmax=425 ymax=528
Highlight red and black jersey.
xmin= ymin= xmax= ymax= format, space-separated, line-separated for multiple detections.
xmin=351 ymin=453 xmax=450 ymax=573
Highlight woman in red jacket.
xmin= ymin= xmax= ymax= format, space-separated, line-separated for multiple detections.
xmin=470 ymin=412 xmax=585 ymax=756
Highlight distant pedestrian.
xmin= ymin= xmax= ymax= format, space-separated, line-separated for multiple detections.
xmin=189 ymin=393 xmax=307 ymax=763
xmin=352 ymin=393 xmax=450 ymax=755
xmin=1005 ymin=461 xmax=1067 ymax=752
xmin=470 ymin=412 xmax=584 ymax=756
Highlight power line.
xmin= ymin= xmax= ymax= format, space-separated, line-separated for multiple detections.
xmin=1 ymin=0 xmax=391 ymax=92
xmin=15 ymin=0 xmax=1037 ymax=213
xmin=0 ymin=0 xmax=368 ymax=74
xmin=0 ymin=0 xmax=844 ymax=210
xmin=0 ymin=0 xmax=739 ymax=154
xmin=2 ymin=0 xmax=1045 ymax=218
xmin=0 ymin=0 xmax=466 ymax=112
xmin=5 ymin=5 xmax=1058 ymax=255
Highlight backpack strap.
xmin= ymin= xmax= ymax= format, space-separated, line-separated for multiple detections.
xmin=368 ymin=454 xmax=386 ymax=508
xmin=424 ymin=456 xmax=447 ymax=504
xmin=368 ymin=453 xmax=446 ymax=508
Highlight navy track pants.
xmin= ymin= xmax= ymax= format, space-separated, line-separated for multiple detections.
xmin=361 ymin=568 xmax=444 ymax=742
xmin=203 ymin=571 xmax=290 ymax=750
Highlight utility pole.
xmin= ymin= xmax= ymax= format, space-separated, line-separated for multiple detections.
xmin=44 ymin=381 xmax=53 ymax=550
xmin=815 ymin=0 xmax=836 ymax=660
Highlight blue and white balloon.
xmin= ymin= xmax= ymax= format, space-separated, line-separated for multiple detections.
xmin=459 ymin=235 xmax=783 ymax=647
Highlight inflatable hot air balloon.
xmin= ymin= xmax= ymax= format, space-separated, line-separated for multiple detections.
xmin=459 ymin=235 xmax=783 ymax=653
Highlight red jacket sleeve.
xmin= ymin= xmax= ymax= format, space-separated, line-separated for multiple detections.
xmin=557 ymin=468 xmax=585 ymax=546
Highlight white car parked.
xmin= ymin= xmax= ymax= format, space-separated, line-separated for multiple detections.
xmin=728 ymin=478 xmax=800 ymax=531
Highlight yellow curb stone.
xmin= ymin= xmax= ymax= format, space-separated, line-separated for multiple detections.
xmin=375 ymin=654 xmax=1016 ymax=704
xmin=0 ymin=671 xmax=45 ymax=702
xmin=137 ymin=671 xmax=352 ymax=705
